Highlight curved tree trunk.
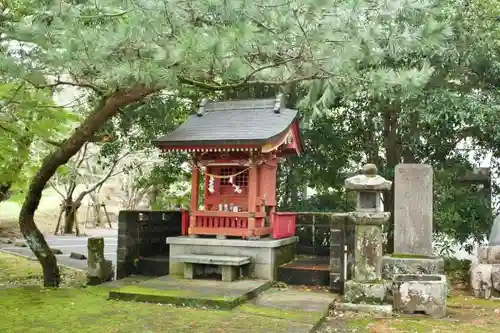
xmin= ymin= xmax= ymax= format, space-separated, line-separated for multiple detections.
xmin=18 ymin=86 xmax=158 ymax=287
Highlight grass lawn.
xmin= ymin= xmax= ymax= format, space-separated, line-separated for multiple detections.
xmin=0 ymin=252 xmax=319 ymax=333
xmin=0 ymin=252 xmax=87 ymax=286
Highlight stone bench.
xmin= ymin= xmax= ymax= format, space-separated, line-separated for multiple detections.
xmin=171 ymin=254 xmax=251 ymax=282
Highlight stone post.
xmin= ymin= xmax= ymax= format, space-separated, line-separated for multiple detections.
xmin=342 ymin=164 xmax=392 ymax=306
xmin=87 ymin=237 xmax=113 ymax=285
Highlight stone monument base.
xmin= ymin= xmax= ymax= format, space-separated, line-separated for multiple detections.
xmin=343 ymin=280 xmax=387 ymax=304
xmin=166 ymin=236 xmax=297 ymax=280
xmin=392 ymin=274 xmax=447 ymax=318
xmin=381 ymin=255 xmax=444 ymax=280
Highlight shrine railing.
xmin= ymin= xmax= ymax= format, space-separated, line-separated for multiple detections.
xmin=189 ymin=211 xmax=271 ymax=238
xmin=187 ymin=211 xmax=297 ymax=239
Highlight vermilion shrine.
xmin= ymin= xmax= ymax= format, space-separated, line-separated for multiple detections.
xmin=154 ymin=94 xmax=301 ymax=240
xmin=151 ymin=95 xmax=301 ymax=282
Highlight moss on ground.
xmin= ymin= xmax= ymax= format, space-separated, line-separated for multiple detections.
xmin=108 ymin=285 xmax=243 ymax=309
xmin=0 ymin=251 xmax=42 ymax=281
xmin=0 ymin=251 xmax=86 ymax=287
xmin=0 ymin=252 xmax=320 ymax=333
xmin=448 ymin=295 xmax=500 ymax=309
xmin=236 ymin=303 xmax=324 ymax=324
xmin=0 ymin=286 xmax=314 ymax=333
xmin=346 ymin=315 xmax=500 ymax=333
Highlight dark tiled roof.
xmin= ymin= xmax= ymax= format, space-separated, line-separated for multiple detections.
xmin=153 ymin=97 xmax=298 ymax=146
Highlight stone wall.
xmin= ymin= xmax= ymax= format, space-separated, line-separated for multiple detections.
xmin=116 ymin=210 xmax=184 ymax=279
xmin=295 ymin=212 xmax=341 ymax=256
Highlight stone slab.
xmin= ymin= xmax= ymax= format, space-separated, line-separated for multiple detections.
xmin=109 ymin=275 xmax=271 ymax=309
xmin=171 ymin=254 xmax=251 ymax=266
xmin=335 ymin=302 xmax=393 ymax=315
xmin=343 ymin=280 xmax=387 ymax=304
xmin=252 ymin=287 xmax=336 ymax=313
xmin=381 ymin=255 xmax=444 ymax=280
xmin=394 ymin=164 xmax=433 ymax=256
xmin=167 ymin=236 xmax=298 ymax=248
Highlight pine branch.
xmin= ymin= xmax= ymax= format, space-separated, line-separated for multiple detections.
xmin=178 ymin=72 xmax=324 ymax=91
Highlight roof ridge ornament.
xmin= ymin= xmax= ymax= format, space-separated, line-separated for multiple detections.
xmin=274 ymin=93 xmax=285 ymax=114
xmin=197 ymin=98 xmax=209 ymax=117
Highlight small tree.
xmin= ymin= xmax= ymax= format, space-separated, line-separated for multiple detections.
xmin=49 ymin=142 xmax=128 ymax=235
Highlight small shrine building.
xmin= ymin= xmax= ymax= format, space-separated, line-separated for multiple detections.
xmin=153 ymin=94 xmax=302 ymax=239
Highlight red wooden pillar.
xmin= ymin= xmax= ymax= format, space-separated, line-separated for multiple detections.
xmin=188 ymin=162 xmax=199 ymax=234
xmin=247 ymin=159 xmax=258 ymax=235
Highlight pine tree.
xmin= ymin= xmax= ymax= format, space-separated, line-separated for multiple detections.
xmin=1 ymin=0 xmax=453 ymax=286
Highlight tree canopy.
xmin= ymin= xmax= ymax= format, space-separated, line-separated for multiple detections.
xmin=0 ymin=0 xmax=498 ymax=285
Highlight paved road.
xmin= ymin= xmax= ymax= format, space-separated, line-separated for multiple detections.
xmin=0 ymin=229 xmax=118 ymax=271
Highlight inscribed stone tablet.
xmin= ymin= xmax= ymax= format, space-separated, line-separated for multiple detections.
xmin=394 ymin=164 xmax=433 ymax=256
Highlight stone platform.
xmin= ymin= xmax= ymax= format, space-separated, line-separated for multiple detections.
xmin=167 ymin=236 xmax=297 ymax=280
xmin=108 ymin=275 xmax=271 ymax=309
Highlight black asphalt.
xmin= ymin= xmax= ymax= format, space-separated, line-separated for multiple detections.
xmin=0 ymin=229 xmax=117 ymax=271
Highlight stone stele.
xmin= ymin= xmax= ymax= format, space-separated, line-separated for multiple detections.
xmin=87 ymin=237 xmax=113 ymax=285
xmin=394 ymin=164 xmax=433 ymax=256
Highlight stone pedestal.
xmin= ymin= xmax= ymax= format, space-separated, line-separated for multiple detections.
xmin=348 ymin=212 xmax=389 ymax=282
xmin=392 ymin=274 xmax=447 ymax=318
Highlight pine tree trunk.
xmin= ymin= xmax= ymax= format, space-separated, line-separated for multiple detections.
xmin=18 ymin=86 xmax=158 ymax=287
xmin=383 ymin=102 xmax=401 ymax=254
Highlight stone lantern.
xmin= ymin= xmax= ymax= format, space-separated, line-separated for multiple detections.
xmin=342 ymin=164 xmax=392 ymax=309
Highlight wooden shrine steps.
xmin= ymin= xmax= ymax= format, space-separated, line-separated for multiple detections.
xmin=171 ymin=254 xmax=251 ymax=282
xmin=278 ymin=256 xmax=330 ymax=287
